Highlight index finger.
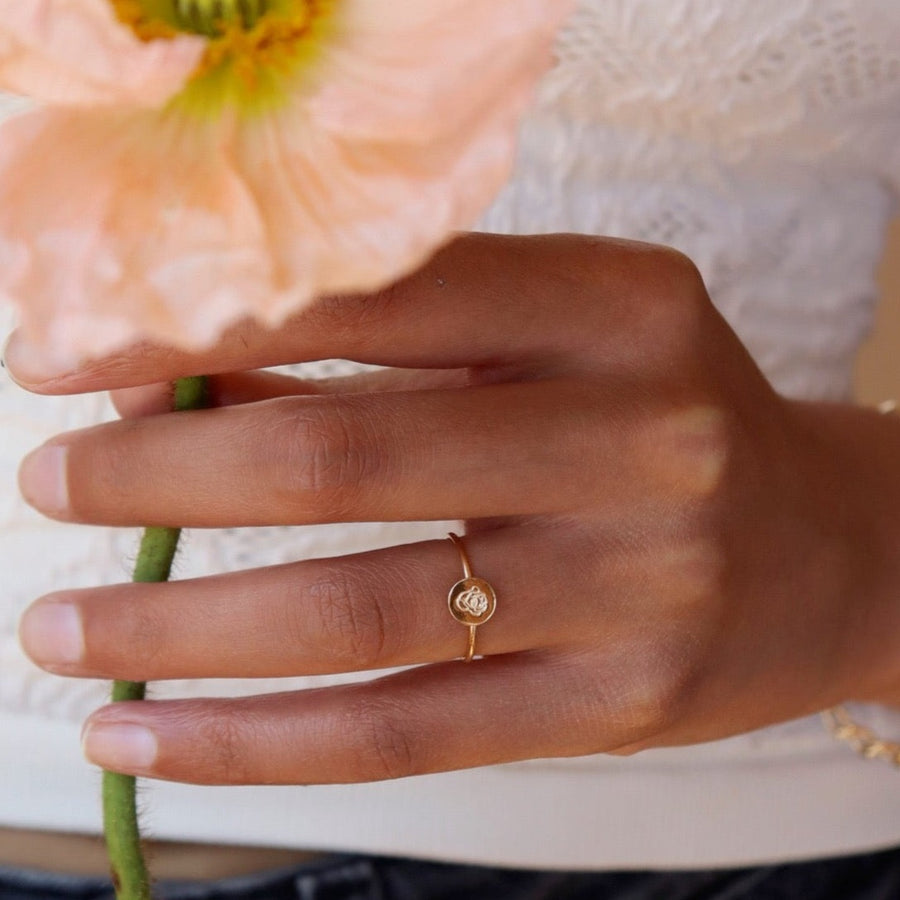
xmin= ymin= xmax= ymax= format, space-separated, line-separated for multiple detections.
xmin=4 ymin=232 xmax=676 ymax=394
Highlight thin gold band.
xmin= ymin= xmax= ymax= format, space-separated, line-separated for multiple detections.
xmin=447 ymin=533 xmax=497 ymax=662
xmin=450 ymin=532 xmax=474 ymax=579
xmin=465 ymin=625 xmax=477 ymax=663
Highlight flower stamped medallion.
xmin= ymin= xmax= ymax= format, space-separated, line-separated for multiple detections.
xmin=448 ymin=576 xmax=497 ymax=627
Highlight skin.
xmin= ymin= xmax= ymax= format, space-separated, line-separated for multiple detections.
xmin=10 ymin=231 xmax=900 ymax=786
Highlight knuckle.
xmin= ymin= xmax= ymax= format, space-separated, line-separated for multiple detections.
xmin=264 ymin=398 xmax=384 ymax=515
xmin=349 ymin=698 xmax=423 ymax=781
xmin=646 ymin=654 xmax=700 ymax=730
xmin=583 ymin=630 xmax=711 ymax=752
xmin=300 ymin=566 xmax=389 ymax=669
xmin=560 ymin=639 xmax=704 ymax=753
xmin=308 ymin=287 xmax=399 ymax=349
xmin=655 ymin=245 xmax=706 ymax=297
xmin=189 ymin=706 xmax=253 ymax=784
xmin=570 ymin=239 xmax=712 ymax=365
xmin=642 ymin=403 xmax=734 ymax=503
xmin=616 ymin=644 xmax=703 ymax=741
xmin=633 ymin=246 xmax=711 ymax=347
xmin=287 ymin=405 xmax=358 ymax=495
xmin=654 ymin=536 xmax=729 ymax=616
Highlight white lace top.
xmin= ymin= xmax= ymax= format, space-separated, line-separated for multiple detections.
xmin=2 ymin=0 xmax=900 ymax=869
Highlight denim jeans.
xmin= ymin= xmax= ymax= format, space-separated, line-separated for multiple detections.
xmin=2 ymin=846 xmax=899 ymax=900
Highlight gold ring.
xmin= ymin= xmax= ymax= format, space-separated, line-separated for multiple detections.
xmin=447 ymin=532 xmax=497 ymax=662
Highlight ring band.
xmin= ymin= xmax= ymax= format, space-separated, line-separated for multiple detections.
xmin=447 ymin=533 xmax=497 ymax=662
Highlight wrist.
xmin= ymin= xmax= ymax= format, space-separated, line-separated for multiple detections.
xmin=788 ymin=399 xmax=900 ymax=708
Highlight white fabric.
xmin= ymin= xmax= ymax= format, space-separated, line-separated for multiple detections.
xmin=2 ymin=0 xmax=900 ymax=869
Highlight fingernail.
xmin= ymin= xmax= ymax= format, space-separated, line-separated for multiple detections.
xmin=18 ymin=601 xmax=84 ymax=668
xmin=18 ymin=444 xmax=69 ymax=515
xmin=82 ymin=722 xmax=158 ymax=772
xmin=2 ymin=332 xmax=71 ymax=386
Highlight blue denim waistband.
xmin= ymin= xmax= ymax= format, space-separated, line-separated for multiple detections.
xmin=2 ymin=845 xmax=900 ymax=900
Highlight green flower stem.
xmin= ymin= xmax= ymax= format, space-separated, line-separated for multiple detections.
xmin=102 ymin=376 xmax=208 ymax=900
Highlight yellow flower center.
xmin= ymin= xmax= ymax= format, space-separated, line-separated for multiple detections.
xmin=174 ymin=0 xmax=269 ymax=36
xmin=109 ymin=0 xmax=336 ymax=116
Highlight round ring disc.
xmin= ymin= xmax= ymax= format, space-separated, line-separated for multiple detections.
xmin=448 ymin=577 xmax=497 ymax=626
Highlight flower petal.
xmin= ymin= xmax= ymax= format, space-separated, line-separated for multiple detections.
xmin=0 ymin=108 xmax=273 ymax=366
xmin=229 ymin=92 xmax=520 ymax=316
xmin=226 ymin=0 xmax=575 ymax=315
xmin=309 ymin=0 xmax=574 ymax=142
xmin=0 ymin=0 xmax=575 ymax=362
xmin=0 ymin=0 xmax=202 ymax=107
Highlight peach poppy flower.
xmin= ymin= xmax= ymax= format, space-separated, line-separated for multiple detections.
xmin=0 ymin=0 xmax=572 ymax=366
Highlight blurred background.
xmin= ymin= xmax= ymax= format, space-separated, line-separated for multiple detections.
xmin=857 ymin=219 xmax=900 ymax=402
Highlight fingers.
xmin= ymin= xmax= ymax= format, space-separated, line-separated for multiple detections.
xmin=19 ymin=378 xmax=708 ymax=528
xmin=110 ymin=368 xmax=468 ymax=419
xmin=24 ymin=520 xmax=723 ymax=782
xmin=4 ymin=233 xmax=704 ymax=393
xmin=79 ymin=654 xmax=624 ymax=785
xmin=19 ymin=521 xmax=720 ymax=685
xmin=19 ymin=529 xmax=592 ymax=681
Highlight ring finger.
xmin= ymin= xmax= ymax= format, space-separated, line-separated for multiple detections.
xmin=19 ymin=526 xmax=615 ymax=682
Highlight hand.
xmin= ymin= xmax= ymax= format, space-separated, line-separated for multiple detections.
xmin=11 ymin=232 xmax=900 ymax=785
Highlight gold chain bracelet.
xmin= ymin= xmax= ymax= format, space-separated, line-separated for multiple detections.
xmin=821 ymin=399 xmax=900 ymax=765
xmin=821 ymin=706 xmax=900 ymax=765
